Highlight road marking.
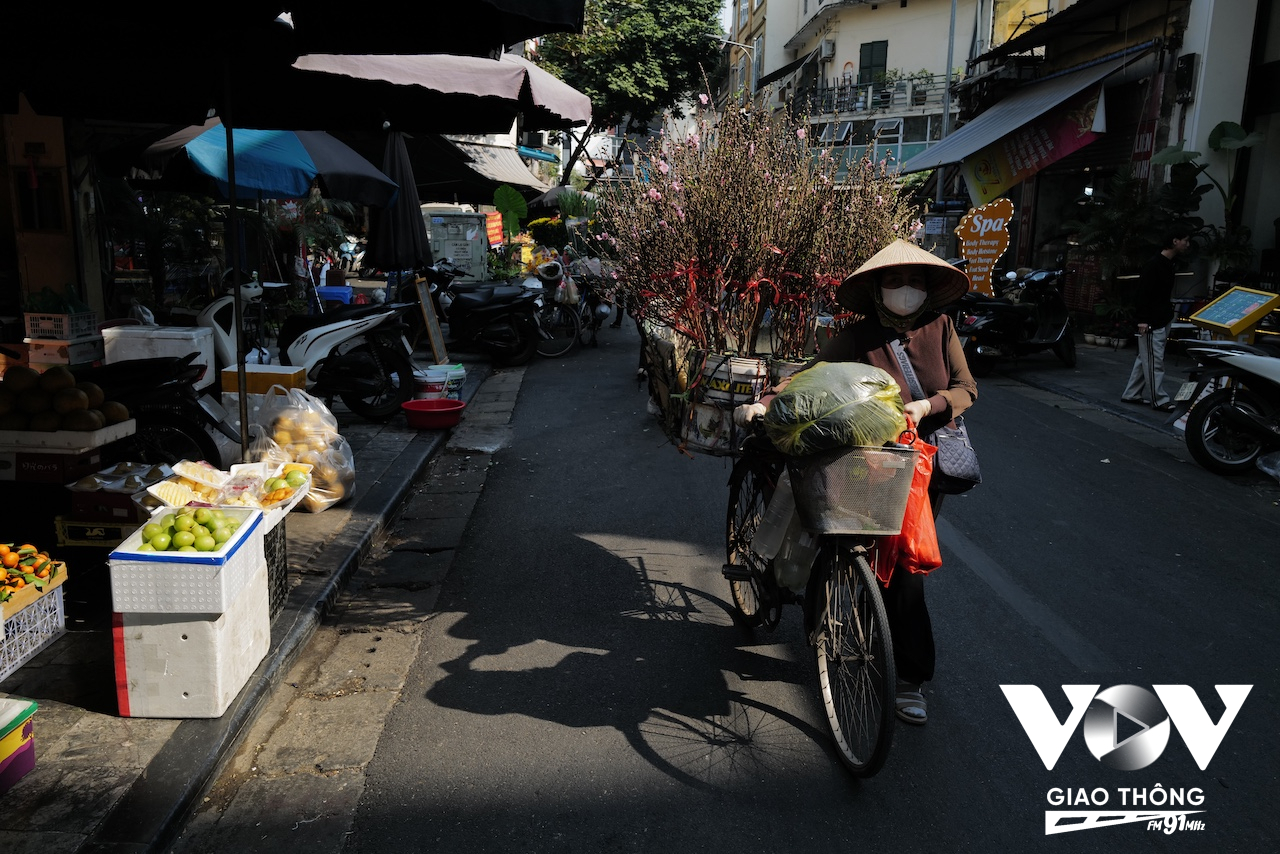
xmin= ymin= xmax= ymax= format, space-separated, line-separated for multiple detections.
xmin=936 ymin=517 xmax=1118 ymax=673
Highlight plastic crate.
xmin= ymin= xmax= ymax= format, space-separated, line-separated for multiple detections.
xmin=265 ymin=517 xmax=287 ymax=620
xmin=23 ymin=311 xmax=100 ymax=341
xmin=0 ymin=588 xmax=67 ymax=684
xmin=108 ymin=508 xmax=266 ymax=614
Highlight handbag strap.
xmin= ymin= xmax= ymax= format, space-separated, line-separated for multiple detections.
xmin=889 ymin=338 xmax=927 ymax=402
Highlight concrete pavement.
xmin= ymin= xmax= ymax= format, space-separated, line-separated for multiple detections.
xmin=0 ymin=331 xmax=1253 ymax=854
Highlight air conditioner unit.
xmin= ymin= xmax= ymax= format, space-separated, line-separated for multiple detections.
xmin=820 ymin=40 xmax=836 ymax=61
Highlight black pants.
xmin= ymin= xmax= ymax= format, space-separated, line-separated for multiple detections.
xmin=882 ymin=490 xmax=942 ymax=685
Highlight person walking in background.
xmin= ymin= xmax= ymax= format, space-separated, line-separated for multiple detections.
xmin=1122 ymin=227 xmax=1192 ymax=411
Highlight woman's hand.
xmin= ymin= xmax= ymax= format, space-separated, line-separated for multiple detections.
xmin=904 ymin=399 xmax=931 ymax=425
xmin=733 ymin=402 xmax=768 ymax=427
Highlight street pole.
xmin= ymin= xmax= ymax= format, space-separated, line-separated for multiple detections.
xmin=937 ymin=0 xmax=958 ymax=207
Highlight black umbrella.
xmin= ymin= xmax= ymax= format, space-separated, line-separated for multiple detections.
xmin=365 ymin=131 xmax=432 ymax=274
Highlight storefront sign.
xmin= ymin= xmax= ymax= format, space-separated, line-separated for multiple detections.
xmin=956 ymin=198 xmax=1014 ymax=297
xmin=961 ymin=85 xmax=1106 ymax=206
xmin=485 ymin=211 xmax=505 ymax=246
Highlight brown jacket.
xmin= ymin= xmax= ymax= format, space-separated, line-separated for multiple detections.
xmin=772 ymin=311 xmax=977 ymax=437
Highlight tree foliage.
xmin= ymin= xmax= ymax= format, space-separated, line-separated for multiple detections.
xmin=535 ymin=0 xmax=723 ymax=181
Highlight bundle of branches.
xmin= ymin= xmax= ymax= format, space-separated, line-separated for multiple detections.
xmin=598 ymin=98 xmax=920 ymax=359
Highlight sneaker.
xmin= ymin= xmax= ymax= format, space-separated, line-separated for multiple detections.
xmin=896 ymin=680 xmax=927 ymax=725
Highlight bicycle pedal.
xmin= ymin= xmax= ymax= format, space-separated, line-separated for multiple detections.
xmin=721 ymin=563 xmax=753 ymax=581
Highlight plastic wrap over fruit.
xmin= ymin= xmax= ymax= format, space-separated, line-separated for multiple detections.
xmin=762 ymin=362 xmax=907 ymax=456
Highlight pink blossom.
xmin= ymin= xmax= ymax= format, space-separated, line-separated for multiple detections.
xmin=648 ymin=188 xmax=662 ymax=200
xmin=658 ymin=160 xmax=670 ymax=174
xmin=658 ymin=220 xmax=667 ymax=228
xmin=699 ymin=93 xmax=709 ymax=105
xmin=677 ymin=209 xmax=686 ymax=221
xmin=876 ymin=195 xmax=884 ymax=205
xmin=796 ymin=128 xmax=806 ymax=139
xmin=670 ymin=181 xmax=682 ymax=192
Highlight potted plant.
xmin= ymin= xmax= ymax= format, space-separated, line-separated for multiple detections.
xmin=908 ymin=69 xmax=931 ymax=106
xmin=1152 ymin=120 xmax=1265 ymax=285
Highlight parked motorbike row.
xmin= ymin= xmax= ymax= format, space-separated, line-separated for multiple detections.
xmin=947 ymin=260 xmax=1075 ymax=377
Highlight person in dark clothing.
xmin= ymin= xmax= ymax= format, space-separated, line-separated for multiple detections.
xmin=737 ymin=240 xmax=976 ymax=725
xmin=1122 ymin=227 xmax=1192 ymax=410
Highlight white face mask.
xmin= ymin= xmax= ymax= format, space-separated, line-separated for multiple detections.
xmin=881 ymin=285 xmax=928 ymax=316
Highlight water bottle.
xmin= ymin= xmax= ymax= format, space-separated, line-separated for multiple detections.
xmin=751 ymin=471 xmax=796 ymax=560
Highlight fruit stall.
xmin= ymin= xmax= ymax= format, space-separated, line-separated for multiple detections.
xmin=1 ymin=313 xmax=323 ymax=718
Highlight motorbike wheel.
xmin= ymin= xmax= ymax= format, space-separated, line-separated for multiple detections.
xmin=1185 ymin=387 xmax=1271 ymax=475
xmin=123 ymin=414 xmax=223 ymax=467
xmin=490 ymin=315 xmax=538 ymax=367
xmin=339 ymin=342 xmax=414 ymax=422
xmin=964 ymin=341 xmax=996 ymax=378
xmin=1052 ymin=329 xmax=1077 ymax=367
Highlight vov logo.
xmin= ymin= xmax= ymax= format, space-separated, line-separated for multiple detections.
xmin=1000 ymin=685 xmax=1252 ymax=771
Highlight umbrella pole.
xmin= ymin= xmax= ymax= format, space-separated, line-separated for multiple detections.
xmin=224 ymin=64 xmax=250 ymax=463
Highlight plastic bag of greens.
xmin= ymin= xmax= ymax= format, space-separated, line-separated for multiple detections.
xmin=762 ymin=362 xmax=907 ymax=456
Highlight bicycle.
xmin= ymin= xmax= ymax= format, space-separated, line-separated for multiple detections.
xmin=724 ymin=419 xmax=915 ymax=777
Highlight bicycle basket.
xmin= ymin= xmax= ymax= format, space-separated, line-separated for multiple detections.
xmin=787 ymin=444 xmax=917 ymax=535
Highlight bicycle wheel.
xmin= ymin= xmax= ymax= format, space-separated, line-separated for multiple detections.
xmin=724 ymin=456 xmax=782 ymax=630
xmin=812 ymin=542 xmax=895 ymax=777
xmin=535 ymin=302 xmax=580 ymax=357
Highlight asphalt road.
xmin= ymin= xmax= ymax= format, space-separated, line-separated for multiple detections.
xmin=333 ymin=324 xmax=1279 ymax=853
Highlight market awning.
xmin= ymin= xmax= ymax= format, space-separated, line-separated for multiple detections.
xmin=452 ymin=141 xmax=550 ymax=192
xmin=897 ymin=55 xmax=1134 ymax=174
xmin=518 ymin=145 xmax=560 ymax=163
xmin=756 ymin=48 xmax=819 ymax=89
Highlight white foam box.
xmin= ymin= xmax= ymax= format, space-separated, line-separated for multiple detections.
xmin=108 ymin=507 xmax=265 ymax=614
xmin=112 ymin=561 xmax=269 ymax=718
xmin=101 ymin=325 xmax=215 ymax=391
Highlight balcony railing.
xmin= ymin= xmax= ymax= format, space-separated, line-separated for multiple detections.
xmin=804 ymin=74 xmax=953 ymax=116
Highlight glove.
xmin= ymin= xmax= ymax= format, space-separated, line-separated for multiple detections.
xmin=733 ymin=402 xmax=768 ymax=427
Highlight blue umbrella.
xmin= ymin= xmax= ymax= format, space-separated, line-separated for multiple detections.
xmin=133 ymin=119 xmax=399 ymax=207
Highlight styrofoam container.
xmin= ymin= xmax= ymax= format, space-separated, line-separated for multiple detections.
xmin=113 ymin=562 xmax=269 ymax=718
xmin=108 ymin=507 xmax=265 ymax=613
xmin=101 ymin=325 xmax=216 ymax=390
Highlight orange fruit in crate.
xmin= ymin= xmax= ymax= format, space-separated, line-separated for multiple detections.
xmin=2 ymin=552 xmax=18 ymax=569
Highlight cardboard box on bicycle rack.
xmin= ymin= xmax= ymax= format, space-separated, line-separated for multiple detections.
xmin=101 ymin=326 xmax=215 ymax=391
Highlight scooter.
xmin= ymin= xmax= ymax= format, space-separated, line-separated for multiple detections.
xmin=950 ymin=260 xmax=1075 ymax=377
xmin=414 ymin=259 xmax=541 ymax=366
xmin=198 ymin=281 xmax=418 ymax=422
xmin=1166 ymin=339 xmax=1280 ymax=475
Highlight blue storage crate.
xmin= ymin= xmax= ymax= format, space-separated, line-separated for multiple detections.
xmin=315 ymin=285 xmax=353 ymax=305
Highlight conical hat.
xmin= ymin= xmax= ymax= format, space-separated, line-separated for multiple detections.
xmin=835 ymin=239 xmax=970 ymax=313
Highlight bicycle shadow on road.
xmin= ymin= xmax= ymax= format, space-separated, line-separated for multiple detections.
xmin=423 ymin=532 xmax=838 ymax=790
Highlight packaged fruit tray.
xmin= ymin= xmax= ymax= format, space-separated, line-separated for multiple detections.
xmin=145 ymin=460 xmax=312 ymax=514
xmin=108 ymin=506 xmax=265 ymax=614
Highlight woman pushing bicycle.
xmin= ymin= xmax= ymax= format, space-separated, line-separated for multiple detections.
xmin=737 ymin=239 xmax=976 ymax=726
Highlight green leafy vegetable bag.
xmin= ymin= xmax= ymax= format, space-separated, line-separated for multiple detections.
xmin=762 ymin=362 xmax=907 ymax=456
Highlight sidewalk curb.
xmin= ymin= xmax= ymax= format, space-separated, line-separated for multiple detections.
xmin=79 ymin=371 xmax=488 ymax=854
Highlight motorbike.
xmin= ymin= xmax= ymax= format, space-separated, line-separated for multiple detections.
xmin=73 ymin=352 xmax=241 ymax=466
xmin=411 ymin=259 xmax=541 ymax=366
xmin=1166 ymin=338 xmax=1280 ymax=475
xmin=198 ymin=280 xmax=418 ymax=422
xmin=949 ymin=260 xmax=1076 ymax=377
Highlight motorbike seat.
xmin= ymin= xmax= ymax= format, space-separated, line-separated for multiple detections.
xmin=452 ymin=286 xmax=528 ymax=309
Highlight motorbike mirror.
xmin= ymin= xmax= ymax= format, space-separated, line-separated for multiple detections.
xmin=1005 ymin=271 xmax=1017 ymax=280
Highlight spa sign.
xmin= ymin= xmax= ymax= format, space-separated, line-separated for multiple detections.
xmin=956 ymin=198 xmax=1014 ymax=297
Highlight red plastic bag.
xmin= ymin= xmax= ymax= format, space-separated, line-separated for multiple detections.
xmin=874 ymin=430 xmax=942 ymax=584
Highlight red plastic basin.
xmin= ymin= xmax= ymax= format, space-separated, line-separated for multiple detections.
xmin=401 ymin=398 xmax=466 ymax=429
